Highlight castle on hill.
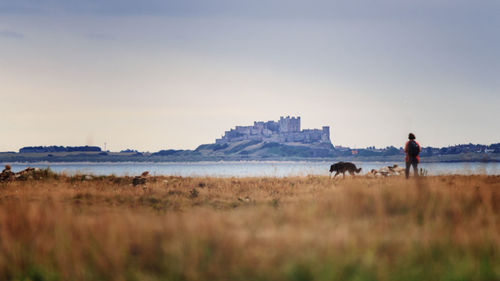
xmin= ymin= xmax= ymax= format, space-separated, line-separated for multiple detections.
xmin=216 ymin=116 xmax=332 ymax=145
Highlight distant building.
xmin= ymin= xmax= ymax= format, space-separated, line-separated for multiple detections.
xmin=216 ymin=116 xmax=332 ymax=145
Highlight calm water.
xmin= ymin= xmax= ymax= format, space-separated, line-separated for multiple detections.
xmin=3 ymin=161 xmax=499 ymax=177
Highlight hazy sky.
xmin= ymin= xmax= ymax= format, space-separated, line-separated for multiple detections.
xmin=1 ymin=0 xmax=499 ymax=151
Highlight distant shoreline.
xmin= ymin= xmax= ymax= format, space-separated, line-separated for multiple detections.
xmin=0 ymin=153 xmax=498 ymax=164
xmin=6 ymin=142 xmax=498 ymax=164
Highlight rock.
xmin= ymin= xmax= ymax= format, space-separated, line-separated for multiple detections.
xmin=0 ymin=165 xmax=15 ymax=182
xmin=14 ymin=167 xmax=37 ymax=180
xmin=133 ymin=177 xmax=147 ymax=186
xmin=132 ymin=171 xmax=149 ymax=186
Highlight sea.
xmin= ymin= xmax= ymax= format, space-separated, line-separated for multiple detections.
xmin=2 ymin=161 xmax=499 ymax=177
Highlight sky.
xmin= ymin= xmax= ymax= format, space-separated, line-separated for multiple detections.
xmin=1 ymin=0 xmax=499 ymax=152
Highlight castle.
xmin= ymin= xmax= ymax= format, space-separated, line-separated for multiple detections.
xmin=216 ymin=116 xmax=332 ymax=144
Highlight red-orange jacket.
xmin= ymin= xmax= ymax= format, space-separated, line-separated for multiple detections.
xmin=404 ymin=140 xmax=421 ymax=163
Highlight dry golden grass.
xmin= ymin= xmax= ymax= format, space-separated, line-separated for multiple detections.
xmin=0 ymin=174 xmax=499 ymax=281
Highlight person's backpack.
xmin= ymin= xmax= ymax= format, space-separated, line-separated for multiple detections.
xmin=408 ymin=140 xmax=419 ymax=157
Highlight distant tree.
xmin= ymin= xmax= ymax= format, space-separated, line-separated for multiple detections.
xmin=383 ymin=146 xmax=401 ymax=156
xmin=19 ymin=145 xmax=101 ymax=153
xmin=120 ymin=149 xmax=138 ymax=153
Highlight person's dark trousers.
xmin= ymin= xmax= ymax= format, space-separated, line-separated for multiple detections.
xmin=405 ymin=158 xmax=419 ymax=179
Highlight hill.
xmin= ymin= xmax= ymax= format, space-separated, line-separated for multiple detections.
xmin=195 ymin=140 xmax=335 ymax=159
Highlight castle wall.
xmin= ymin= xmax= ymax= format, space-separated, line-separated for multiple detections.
xmin=216 ymin=116 xmax=331 ymax=145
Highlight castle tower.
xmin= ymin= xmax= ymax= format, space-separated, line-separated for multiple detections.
xmin=279 ymin=116 xmax=301 ymax=133
xmin=295 ymin=117 xmax=301 ymax=132
xmin=321 ymin=126 xmax=331 ymax=143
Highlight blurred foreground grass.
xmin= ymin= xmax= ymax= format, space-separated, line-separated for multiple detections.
xmin=0 ymin=174 xmax=499 ymax=281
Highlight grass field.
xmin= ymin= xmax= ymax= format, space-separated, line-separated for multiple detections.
xmin=0 ymin=173 xmax=499 ymax=281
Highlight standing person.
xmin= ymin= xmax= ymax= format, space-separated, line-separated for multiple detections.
xmin=404 ymin=133 xmax=421 ymax=179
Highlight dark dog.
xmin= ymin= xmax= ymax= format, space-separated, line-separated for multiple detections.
xmin=329 ymin=162 xmax=362 ymax=178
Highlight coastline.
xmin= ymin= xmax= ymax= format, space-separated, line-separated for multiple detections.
xmin=0 ymin=152 xmax=498 ymax=163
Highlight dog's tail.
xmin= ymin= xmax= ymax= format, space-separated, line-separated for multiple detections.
xmin=356 ymin=167 xmax=362 ymax=173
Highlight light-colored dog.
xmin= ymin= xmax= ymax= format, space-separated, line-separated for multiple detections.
xmin=369 ymin=164 xmax=404 ymax=177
